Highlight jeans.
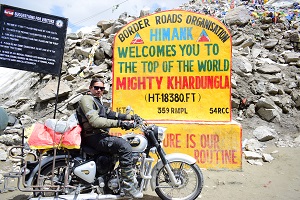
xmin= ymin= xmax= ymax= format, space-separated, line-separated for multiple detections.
xmin=82 ymin=133 xmax=133 ymax=168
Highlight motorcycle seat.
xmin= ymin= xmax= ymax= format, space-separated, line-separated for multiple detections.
xmin=81 ymin=145 xmax=99 ymax=155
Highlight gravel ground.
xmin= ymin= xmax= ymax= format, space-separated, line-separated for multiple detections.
xmin=1 ymin=143 xmax=299 ymax=200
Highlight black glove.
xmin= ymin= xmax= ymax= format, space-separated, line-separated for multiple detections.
xmin=131 ymin=114 xmax=139 ymax=120
xmin=119 ymin=121 xmax=135 ymax=130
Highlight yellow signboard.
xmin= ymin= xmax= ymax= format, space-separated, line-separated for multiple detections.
xmin=113 ymin=10 xmax=232 ymax=122
xmin=110 ymin=121 xmax=242 ymax=170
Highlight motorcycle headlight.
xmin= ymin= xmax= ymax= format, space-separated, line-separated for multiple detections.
xmin=156 ymin=126 xmax=167 ymax=142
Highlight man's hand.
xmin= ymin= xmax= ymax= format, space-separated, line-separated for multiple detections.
xmin=131 ymin=114 xmax=140 ymax=120
xmin=119 ymin=121 xmax=135 ymax=130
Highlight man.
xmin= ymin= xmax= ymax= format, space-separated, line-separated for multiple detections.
xmin=77 ymin=78 xmax=142 ymax=198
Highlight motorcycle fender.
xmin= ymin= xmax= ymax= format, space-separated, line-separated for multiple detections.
xmin=26 ymin=155 xmax=69 ymax=186
xmin=150 ymin=153 xmax=196 ymax=190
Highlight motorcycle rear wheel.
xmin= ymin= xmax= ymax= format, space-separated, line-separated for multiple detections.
xmin=32 ymin=160 xmax=71 ymax=197
xmin=155 ymin=161 xmax=203 ymax=200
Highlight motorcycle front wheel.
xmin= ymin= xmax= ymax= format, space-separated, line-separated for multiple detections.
xmin=155 ymin=161 xmax=203 ymax=200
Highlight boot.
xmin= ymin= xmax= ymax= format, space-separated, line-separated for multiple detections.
xmin=121 ymin=168 xmax=143 ymax=198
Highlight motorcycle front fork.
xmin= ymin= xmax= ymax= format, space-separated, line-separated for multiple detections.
xmin=156 ymin=147 xmax=181 ymax=187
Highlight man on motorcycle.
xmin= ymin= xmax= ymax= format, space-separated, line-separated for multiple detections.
xmin=76 ymin=78 xmax=143 ymax=198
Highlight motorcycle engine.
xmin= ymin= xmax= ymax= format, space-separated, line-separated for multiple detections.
xmin=107 ymin=178 xmax=120 ymax=191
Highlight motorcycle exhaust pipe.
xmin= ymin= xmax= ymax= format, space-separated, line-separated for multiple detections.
xmin=30 ymin=193 xmax=129 ymax=200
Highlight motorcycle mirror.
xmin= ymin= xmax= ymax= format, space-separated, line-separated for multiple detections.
xmin=125 ymin=106 xmax=132 ymax=115
xmin=0 ymin=107 xmax=8 ymax=132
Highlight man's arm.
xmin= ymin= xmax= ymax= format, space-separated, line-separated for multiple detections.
xmin=106 ymin=108 xmax=132 ymax=120
xmin=79 ymin=95 xmax=119 ymax=128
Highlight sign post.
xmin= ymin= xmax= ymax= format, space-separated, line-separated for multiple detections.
xmin=112 ymin=10 xmax=241 ymax=170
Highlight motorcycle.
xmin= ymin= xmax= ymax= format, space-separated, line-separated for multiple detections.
xmin=4 ymin=106 xmax=204 ymax=199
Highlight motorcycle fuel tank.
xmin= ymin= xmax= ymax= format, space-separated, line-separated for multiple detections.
xmin=122 ymin=133 xmax=148 ymax=152
xmin=73 ymin=161 xmax=96 ymax=183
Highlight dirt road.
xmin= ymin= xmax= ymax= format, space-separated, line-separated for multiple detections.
xmin=1 ymin=144 xmax=299 ymax=200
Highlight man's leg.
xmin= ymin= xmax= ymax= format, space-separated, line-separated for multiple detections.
xmin=90 ymin=135 xmax=143 ymax=198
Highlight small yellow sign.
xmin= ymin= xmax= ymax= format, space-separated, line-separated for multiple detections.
xmin=110 ymin=121 xmax=242 ymax=170
xmin=113 ymin=10 xmax=232 ymax=122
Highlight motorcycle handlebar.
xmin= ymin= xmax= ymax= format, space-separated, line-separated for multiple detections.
xmin=132 ymin=115 xmax=146 ymax=130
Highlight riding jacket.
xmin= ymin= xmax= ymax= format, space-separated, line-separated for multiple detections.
xmin=77 ymin=94 xmax=131 ymax=137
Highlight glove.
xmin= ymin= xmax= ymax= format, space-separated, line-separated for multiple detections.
xmin=131 ymin=114 xmax=139 ymax=120
xmin=119 ymin=121 xmax=135 ymax=130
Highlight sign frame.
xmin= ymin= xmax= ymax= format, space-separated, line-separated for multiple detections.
xmin=0 ymin=4 xmax=68 ymax=76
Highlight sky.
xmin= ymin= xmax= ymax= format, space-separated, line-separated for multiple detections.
xmin=1 ymin=0 xmax=190 ymax=33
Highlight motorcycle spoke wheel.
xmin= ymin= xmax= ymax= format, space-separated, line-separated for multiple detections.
xmin=33 ymin=161 xmax=69 ymax=197
xmin=155 ymin=161 xmax=203 ymax=200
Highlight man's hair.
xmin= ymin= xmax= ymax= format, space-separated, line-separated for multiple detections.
xmin=90 ymin=78 xmax=104 ymax=87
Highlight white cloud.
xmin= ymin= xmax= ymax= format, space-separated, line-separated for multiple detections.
xmin=1 ymin=0 xmax=189 ymax=32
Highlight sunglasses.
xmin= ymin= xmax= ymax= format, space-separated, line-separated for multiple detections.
xmin=93 ymin=86 xmax=105 ymax=91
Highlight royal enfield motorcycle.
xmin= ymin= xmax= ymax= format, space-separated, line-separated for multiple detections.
xmin=5 ymin=106 xmax=204 ymax=200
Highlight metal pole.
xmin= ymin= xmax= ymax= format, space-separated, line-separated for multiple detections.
xmin=53 ymin=67 xmax=63 ymax=119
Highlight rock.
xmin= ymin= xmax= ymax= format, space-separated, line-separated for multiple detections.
xmin=99 ymin=40 xmax=112 ymax=57
xmin=289 ymin=31 xmax=300 ymax=43
xmin=244 ymin=151 xmax=262 ymax=159
xmin=262 ymin=74 xmax=281 ymax=83
xmin=256 ymin=97 xmax=277 ymax=110
xmin=261 ymin=16 xmax=273 ymax=24
xmin=283 ymin=52 xmax=300 ymax=63
xmin=66 ymin=94 xmax=83 ymax=110
xmin=266 ymin=83 xmax=279 ymax=95
xmin=37 ymin=81 xmax=71 ymax=102
xmin=66 ymin=33 xmax=79 ymax=40
xmin=255 ymin=81 xmax=266 ymax=94
xmin=241 ymin=38 xmax=255 ymax=48
xmin=257 ymin=108 xmax=281 ymax=122
xmin=270 ymin=150 xmax=279 ymax=155
xmin=231 ymin=98 xmax=240 ymax=109
xmin=97 ymin=20 xmax=114 ymax=30
xmin=140 ymin=8 xmax=150 ymax=17
xmin=263 ymin=39 xmax=278 ymax=49
xmin=94 ymin=48 xmax=105 ymax=60
xmin=232 ymin=56 xmax=253 ymax=76
xmin=251 ymin=44 xmax=263 ymax=58
xmin=245 ymin=104 xmax=256 ymax=118
xmin=232 ymin=34 xmax=247 ymax=46
xmin=225 ymin=6 xmax=251 ymax=26
xmin=19 ymin=115 xmax=34 ymax=126
xmin=256 ymin=64 xmax=281 ymax=74
xmin=247 ymin=159 xmax=263 ymax=166
xmin=0 ymin=149 xmax=7 ymax=161
xmin=294 ymin=136 xmax=300 ymax=144
xmin=0 ymin=134 xmax=21 ymax=146
xmin=262 ymin=153 xmax=274 ymax=162
xmin=253 ymin=126 xmax=277 ymax=142
xmin=90 ymin=63 xmax=110 ymax=75
xmin=75 ymin=46 xmax=91 ymax=58
xmin=4 ymin=127 xmax=22 ymax=135
xmin=245 ymin=139 xmax=263 ymax=151
xmin=287 ymin=81 xmax=297 ymax=89
xmin=231 ymin=78 xmax=237 ymax=89
xmin=240 ymin=46 xmax=250 ymax=56
xmin=68 ymin=65 xmax=81 ymax=75
xmin=7 ymin=115 xmax=17 ymax=126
